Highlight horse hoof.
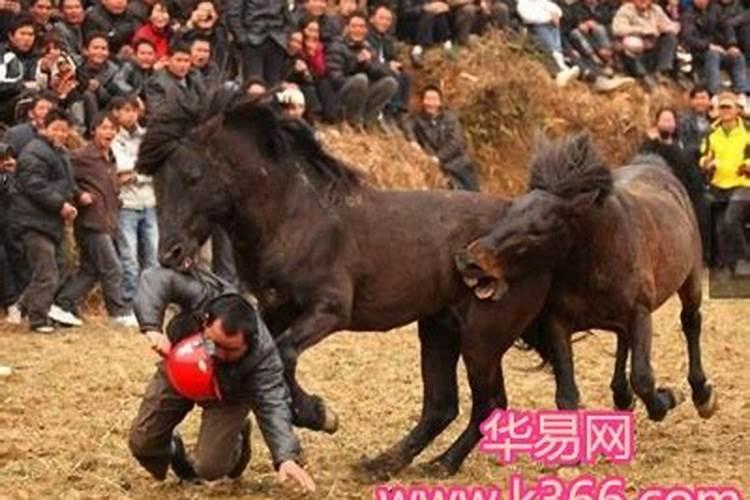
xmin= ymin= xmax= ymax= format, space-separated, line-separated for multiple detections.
xmin=417 ymin=460 xmax=457 ymax=478
xmin=613 ymin=397 xmax=636 ymax=412
xmin=696 ymin=386 xmax=718 ymax=419
xmin=356 ymin=453 xmax=409 ymax=480
xmin=321 ymin=405 xmax=339 ymax=434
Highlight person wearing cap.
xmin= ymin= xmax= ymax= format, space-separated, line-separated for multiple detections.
xmin=699 ymin=90 xmax=750 ymax=275
xmin=277 ymin=86 xmax=306 ymax=120
xmin=127 ymin=264 xmax=316 ymax=492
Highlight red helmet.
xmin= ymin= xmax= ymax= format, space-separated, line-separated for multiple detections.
xmin=165 ymin=333 xmax=222 ymax=401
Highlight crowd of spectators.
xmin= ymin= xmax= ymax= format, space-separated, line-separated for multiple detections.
xmin=1 ymin=0 xmax=750 ymax=332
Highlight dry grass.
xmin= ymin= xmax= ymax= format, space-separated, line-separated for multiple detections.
xmin=0 ymin=289 xmax=748 ymax=499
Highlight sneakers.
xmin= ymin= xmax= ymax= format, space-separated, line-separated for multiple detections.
xmin=593 ymin=75 xmax=635 ymax=93
xmin=170 ymin=432 xmax=199 ymax=483
xmin=111 ymin=314 xmax=139 ymax=328
xmin=5 ymin=303 xmax=22 ymax=325
xmin=228 ymin=419 xmax=252 ymax=479
xmin=48 ymin=304 xmax=83 ymax=327
xmin=555 ymin=65 xmax=581 ymax=87
xmin=31 ymin=320 xmax=55 ymax=334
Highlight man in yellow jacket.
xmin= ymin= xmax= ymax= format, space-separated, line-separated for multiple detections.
xmin=700 ymin=91 xmax=750 ymax=275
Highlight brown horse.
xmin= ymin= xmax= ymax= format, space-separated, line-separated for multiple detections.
xmin=136 ymin=89 xmax=551 ymax=476
xmin=456 ymin=134 xmax=718 ymax=422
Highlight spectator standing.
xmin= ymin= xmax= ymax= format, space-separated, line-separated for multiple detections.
xmin=54 ymin=112 xmax=138 ymax=327
xmin=0 ymin=142 xmax=26 ymax=322
xmin=178 ymin=2 xmax=230 ymax=76
xmin=699 ymin=91 xmax=750 ymax=275
xmin=226 ymin=0 xmax=290 ymax=85
xmin=110 ymin=95 xmax=158 ymax=311
xmin=2 ymin=91 xmax=57 ymax=154
xmin=79 ymin=33 xmax=123 ymax=128
xmin=144 ymin=39 xmax=205 ymax=115
xmin=8 ymin=109 xmax=82 ymax=332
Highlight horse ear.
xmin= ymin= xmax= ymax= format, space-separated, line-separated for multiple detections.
xmin=188 ymin=114 xmax=224 ymax=144
xmin=566 ymin=190 xmax=600 ymax=216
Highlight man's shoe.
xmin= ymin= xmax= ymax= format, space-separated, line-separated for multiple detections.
xmin=555 ymin=66 xmax=581 ymax=87
xmin=228 ymin=419 xmax=252 ymax=479
xmin=170 ymin=432 xmax=199 ymax=483
xmin=112 ymin=314 xmax=139 ymax=328
xmin=32 ymin=322 xmax=55 ymax=334
xmin=48 ymin=304 xmax=83 ymax=327
xmin=593 ymin=75 xmax=635 ymax=93
xmin=5 ymin=303 xmax=22 ymax=325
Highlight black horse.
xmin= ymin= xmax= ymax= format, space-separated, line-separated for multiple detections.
xmin=136 ymin=89 xmax=551 ymax=476
xmin=456 ymin=134 xmax=718 ymax=422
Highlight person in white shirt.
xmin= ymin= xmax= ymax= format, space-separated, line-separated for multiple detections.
xmin=109 ymin=94 xmax=158 ymax=310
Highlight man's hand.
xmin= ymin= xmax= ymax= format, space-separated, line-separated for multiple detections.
xmin=709 ymin=44 xmax=726 ymax=54
xmin=60 ymin=202 xmax=78 ymax=222
xmin=357 ymin=49 xmax=372 ymax=63
xmin=79 ymin=191 xmax=94 ymax=206
xmin=389 ymin=60 xmax=402 ymax=73
xmin=278 ymin=460 xmax=316 ymax=493
xmin=145 ymin=330 xmax=171 ymax=357
xmin=88 ymin=79 xmax=100 ymax=92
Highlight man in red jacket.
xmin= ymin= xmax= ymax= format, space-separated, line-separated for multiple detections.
xmin=52 ymin=112 xmax=138 ymax=327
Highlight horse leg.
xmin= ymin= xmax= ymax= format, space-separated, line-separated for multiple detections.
xmin=427 ymin=344 xmax=505 ymax=476
xmin=678 ymin=272 xmax=717 ymax=418
xmin=546 ymin=317 xmax=580 ymax=410
xmin=359 ymin=313 xmax=461 ymax=478
xmin=629 ymin=306 xmax=684 ymax=421
xmin=277 ymin=296 xmax=350 ymax=433
xmin=610 ymin=334 xmax=635 ymax=410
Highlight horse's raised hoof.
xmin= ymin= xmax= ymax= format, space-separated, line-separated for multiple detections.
xmin=417 ymin=459 xmax=458 ymax=478
xmin=695 ymin=384 xmax=717 ymax=419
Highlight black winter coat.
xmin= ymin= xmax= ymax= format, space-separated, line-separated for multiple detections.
xmin=9 ymin=137 xmax=80 ymax=243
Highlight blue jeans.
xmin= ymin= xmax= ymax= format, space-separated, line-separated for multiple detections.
xmin=703 ymin=49 xmax=748 ymax=95
xmin=532 ymin=24 xmax=563 ymax=55
xmin=117 ymin=207 xmax=158 ymax=305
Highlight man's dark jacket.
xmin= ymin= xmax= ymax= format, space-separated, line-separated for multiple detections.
xmin=9 ymin=136 xmax=79 ymax=243
xmin=71 ymin=142 xmax=120 ymax=236
xmin=134 ymin=265 xmax=301 ymax=469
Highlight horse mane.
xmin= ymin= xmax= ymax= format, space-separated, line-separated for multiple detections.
xmin=137 ymin=86 xmax=362 ymax=197
xmin=527 ymin=133 xmax=613 ymax=200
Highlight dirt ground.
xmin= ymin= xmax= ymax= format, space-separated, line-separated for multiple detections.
xmin=0 ymin=285 xmax=748 ymax=500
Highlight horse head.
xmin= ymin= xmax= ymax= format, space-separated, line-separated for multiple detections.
xmin=456 ymin=133 xmax=611 ymax=301
xmin=137 ymin=104 xmax=232 ymax=270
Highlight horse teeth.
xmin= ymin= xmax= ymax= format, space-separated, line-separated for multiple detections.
xmin=463 ymin=276 xmax=479 ymax=288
